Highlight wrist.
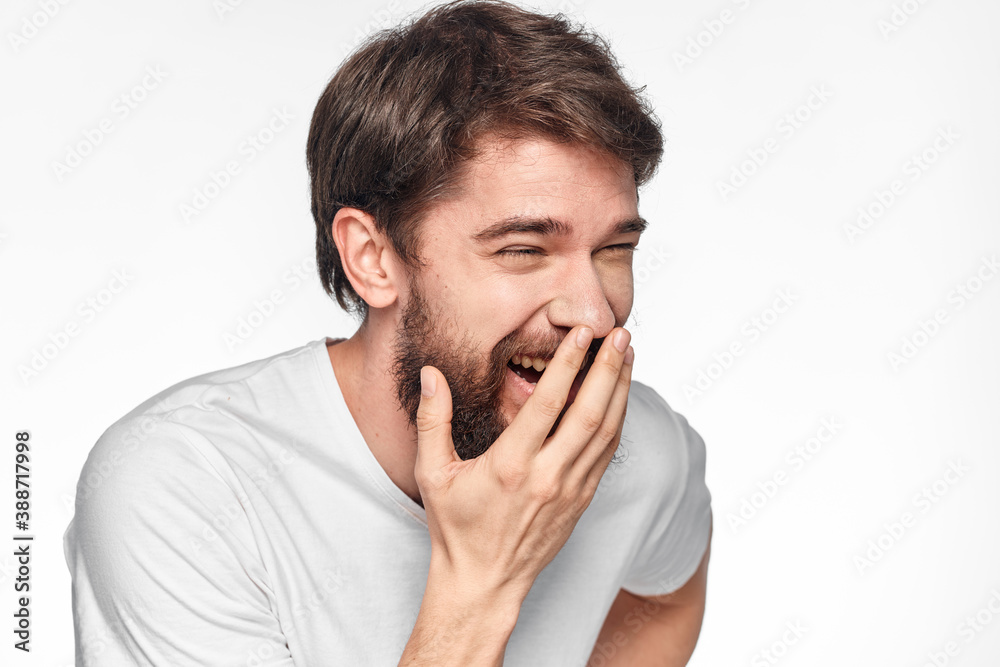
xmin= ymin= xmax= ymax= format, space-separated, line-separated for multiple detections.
xmin=426 ymin=552 xmax=530 ymax=617
xmin=399 ymin=563 xmax=525 ymax=666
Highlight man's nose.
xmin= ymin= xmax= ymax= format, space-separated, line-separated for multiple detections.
xmin=546 ymin=259 xmax=617 ymax=339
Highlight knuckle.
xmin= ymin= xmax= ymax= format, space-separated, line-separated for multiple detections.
xmin=529 ymin=475 xmax=560 ymax=503
xmin=595 ymin=353 xmax=621 ymax=377
xmin=413 ymin=467 xmax=437 ymax=491
xmin=596 ymin=418 xmax=621 ymax=446
xmin=554 ymin=350 xmax=583 ymax=375
xmin=495 ymin=458 xmax=530 ymax=491
xmin=414 ymin=409 xmax=439 ymax=433
xmin=533 ymin=395 xmax=565 ymax=421
xmin=577 ymin=408 xmax=605 ymax=434
xmin=575 ymin=488 xmax=596 ymax=515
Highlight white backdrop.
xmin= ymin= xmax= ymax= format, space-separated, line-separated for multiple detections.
xmin=3 ymin=0 xmax=999 ymax=665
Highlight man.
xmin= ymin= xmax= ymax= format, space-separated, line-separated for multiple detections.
xmin=63 ymin=1 xmax=712 ymax=665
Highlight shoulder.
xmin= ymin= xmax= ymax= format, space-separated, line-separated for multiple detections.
xmin=77 ymin=339 xmax=324 ymax=489
xmin=69 ymin=341 xmax=325 ymax=544
xmin=114 ymin=339 xmax=323 ymax=425
xmin=72 ymin=416 xmax=211 ymax=528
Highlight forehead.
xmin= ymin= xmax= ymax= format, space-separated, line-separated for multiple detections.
xmin=430 ymin=134 xmax=639 ymax=238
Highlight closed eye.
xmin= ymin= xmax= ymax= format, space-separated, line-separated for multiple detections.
xmin=496 ymin=244 xmax=638 ymax=257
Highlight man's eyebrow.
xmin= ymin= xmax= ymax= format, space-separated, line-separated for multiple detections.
xmin=471 ymin=215 xmax=648 ymax=243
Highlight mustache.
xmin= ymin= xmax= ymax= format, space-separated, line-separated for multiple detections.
xmin=496 ymin=332 xmax=605 ymax=370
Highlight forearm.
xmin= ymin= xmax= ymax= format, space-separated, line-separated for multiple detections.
xmin=588 ymin=539 xmax=710 ymax=667
xmin=399 ymin=560 xmax=527 ymax=666
xmin=586 ymin=589 xmax=705 ymax=667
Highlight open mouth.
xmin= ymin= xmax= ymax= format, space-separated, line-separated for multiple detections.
xmin=505 ymin=346 xmax=598 ymax=386
xmin=507 ymin=356 xmax=546 ymax=384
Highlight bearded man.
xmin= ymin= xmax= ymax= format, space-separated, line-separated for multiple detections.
xmin=64 ymin=2 xmax=713 ymax=665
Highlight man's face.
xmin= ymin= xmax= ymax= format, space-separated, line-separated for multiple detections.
xmin=390 ymin=135 xmax=642 ymax=460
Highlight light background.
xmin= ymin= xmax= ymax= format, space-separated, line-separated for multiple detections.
xmin=3 ymin=0 xmax=999 ymax=665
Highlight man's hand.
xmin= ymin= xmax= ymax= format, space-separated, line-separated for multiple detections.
xmin=398 ymin=325 xmax=634 ymax=665
xmin=416 ymin=324 xmax=633 ymax=596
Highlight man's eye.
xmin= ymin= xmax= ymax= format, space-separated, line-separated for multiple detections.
xmin=496 ymin=244 xmax=638 ymax=258
xmin=497 ymin=248 xmax=541 ymax=257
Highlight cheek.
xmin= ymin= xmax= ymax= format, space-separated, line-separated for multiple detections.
xmin=599 ymin=263 xmax=635 ymax=314
xmin=431 ymin=271 xmax=536 ymax=340
xmin=472 ymin=278 xmax=539 ymax=324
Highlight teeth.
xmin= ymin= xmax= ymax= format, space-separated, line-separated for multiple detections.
xmin=510 ymin=354 xmax=548 ymax=372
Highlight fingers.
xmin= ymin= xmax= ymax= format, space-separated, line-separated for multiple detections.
xmin=582 ymin=396 xmax=627 ymax=501
xmin=503 ymin=324 xmax=594 ymax=463
xmin=413 ymin=365 xmax=459 ymax=491
xmin=538 ymin=328 xmax=631 ymax=473
xmin=576 ymin=344 xmax=633 ymax=492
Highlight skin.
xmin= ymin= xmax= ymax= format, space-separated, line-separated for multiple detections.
xmin=328 ymin=133 xmax=641 ymax=505
xmin=389 ymin=273 xmax=597 ymax=462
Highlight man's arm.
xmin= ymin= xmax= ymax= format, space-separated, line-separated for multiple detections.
xmin=402 ymin=326 xmax=634 ymax=665
xmin=587 ymin=519 xmax=712 ymax=667
xmin=64 ymin=418 xmax=294 ymax=666
xmin=398 ymin=557 xmax=524 ymax=666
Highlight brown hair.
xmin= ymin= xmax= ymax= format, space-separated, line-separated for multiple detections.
xmin=307 ymin=0 xmax=664 ymax=322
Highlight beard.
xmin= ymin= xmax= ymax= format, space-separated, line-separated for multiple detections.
xmin=389 ymin=274 xmax=619 ymax=463
xmin=390 ymin=279 xmax=521 ymax=460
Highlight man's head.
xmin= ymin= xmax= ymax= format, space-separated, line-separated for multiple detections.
xmin=307 ymin=0 xmax=662 ymax=459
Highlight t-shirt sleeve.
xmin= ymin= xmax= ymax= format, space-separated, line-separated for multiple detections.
xmin=620 ymin=386 xmax=713 ymax=598
xmin=63 ymin=417 xmax=294 ymax=666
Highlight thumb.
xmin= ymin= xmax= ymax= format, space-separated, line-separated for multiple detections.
xmin=414 ymin=365 xmax=457 ymax=485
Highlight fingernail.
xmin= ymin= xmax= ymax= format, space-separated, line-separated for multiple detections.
xmin=624 ymin=345 xmax=634 ymax=365
xmin=614 ymin=329 xmax=630 ymax=353
xmin=576 ymin=326 xmax=593 ymax=349
xmin=420 ymin=367 xmax=436 ymax=397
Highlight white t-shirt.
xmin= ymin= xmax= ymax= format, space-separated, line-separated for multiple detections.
xmin=63 ymin=336 xmax=711 ymax=666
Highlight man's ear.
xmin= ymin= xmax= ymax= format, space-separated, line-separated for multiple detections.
xmin=330 ymin=207 xmax=401 ymax=310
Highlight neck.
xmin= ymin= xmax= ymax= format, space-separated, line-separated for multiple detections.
xmin=326 ymin=323 xmax=424 ymax=507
